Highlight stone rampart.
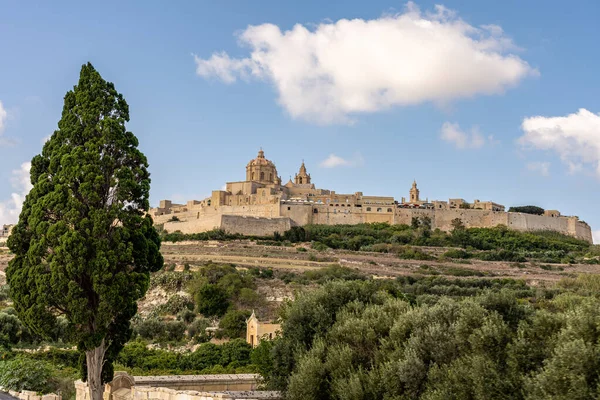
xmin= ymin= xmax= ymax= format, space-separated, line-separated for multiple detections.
xmin=160 ymin=201 xmax=593 ymax=243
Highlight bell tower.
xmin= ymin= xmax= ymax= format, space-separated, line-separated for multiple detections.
xmin=294 ymin=161 xmax=311 ymax=185
xmin=409 ymin=180 xmax=420 ymax=203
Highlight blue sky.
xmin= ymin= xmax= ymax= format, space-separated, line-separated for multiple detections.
xmin=1 ymin=1 xmax=599 ymax=242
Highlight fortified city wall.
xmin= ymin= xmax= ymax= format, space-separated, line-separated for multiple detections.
xmin=159 ymin=202 xmax=592 ymax=243
xmin=151 ymin=150 xmax=593 ymax=243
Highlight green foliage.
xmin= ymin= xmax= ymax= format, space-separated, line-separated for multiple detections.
xmin=154 ymin=294 xmax=194 ymax=316
xmin=0 ymin=356 xmax=54 ymax=393
xmin=0 ymin=312 xmax=21 ymax=348
xmin=195 ymin=284 xmax=230 ymax=317
xmin=284 ymin=226 xmax=307 ymax=242
xmin=133 ymin=318 xmax=186 ymax=343
xmin=116 ymin=340 xmax=253 ymax=374
xmin=443 ymin=249 xmax=473 ymax=259
xmin=508 ymin=205 xmax=545 ymax=215
xmin=287 ymin=223 xmax=591 ymax=256
xmin=150 ymin=271 xmax=193 ymax=291
xmin=5 ymin=63 xmax=164 ymax=384
xmin=162 ymin=229 xmax=245 ymax=242
xmin=278 ymin=265 xmax=365 ymax=285
xmin=219 ymin=310 xmax=251 ymax=339
xmin=262 ymin=279 xmax=600 ymax=399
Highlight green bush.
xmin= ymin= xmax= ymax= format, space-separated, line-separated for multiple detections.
xmin=219 ymin=310 xmax=251 ymax=339
xmin=0 ymin=356 xmax=54 ymax=392
xmin=196 ymin=284 xmax=230 ymax=317
xmin=133 ymin=318 xmax=186 ymax=342
xmin=443 ymin=249 xmax=473 ymax=259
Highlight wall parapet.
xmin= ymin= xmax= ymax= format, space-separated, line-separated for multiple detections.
xmin=75 ymin=373 xmax=278 ymax=400
xmin=0 ymin=387 xmax=60 ymax=400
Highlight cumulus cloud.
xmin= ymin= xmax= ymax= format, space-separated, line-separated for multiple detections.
xmin=0 ymin=162 xmax=32 ymax=225
xmin=194 ymin=2 xmax=537 ymax=124
xmin=440 ymin=122 xmax=495 ymax=149
xmin=0 ymin=101 xmax=6 ymax=133
xmin=0 ymin=101 xmax=16 ymax=147
xmin=526 ymin=161 xmax=550 ymax=176
xmin=519 ymin=109 xmax=600 ymax=177
xmin=594 ymin=230 xmax=600 ymax=245
xmin=320 ymin=153 xmax=364 ymax=168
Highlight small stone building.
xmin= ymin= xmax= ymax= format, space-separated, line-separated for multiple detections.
xmin=246 ymin=311 xmax=281 ymax=348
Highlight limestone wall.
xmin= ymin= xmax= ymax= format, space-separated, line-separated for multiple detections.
xmin=279 ymin=203 xmax=592 ymax=242
xmin=220 ymin=215 xmax=291 ymax=236
xmin=75 ymin=373 xmax=279 ymax=400
xmin=159 ymin=200 xmax=593 ymax=243
xmin=0 ymin=388 xmax=60 ymax=400
xmin=164 ymin=213 xmax=222 ymax=234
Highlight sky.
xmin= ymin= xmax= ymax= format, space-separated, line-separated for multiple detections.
xmin=1 ymin=1 xmax=599 ymax=243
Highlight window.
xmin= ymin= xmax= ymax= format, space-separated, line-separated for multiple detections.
xmin=287 ymin=207 xmax=291 ymax=210
xmin=377 ymin=208 xmax=382 ymax=212
xmin=366 ymin=207 xmax=371 ymax=211
xmin=387 ymin=208 xmax=392 ymax=212
xmin=260 ymin=172 xmax=265 ymax=180
xmin=313 ymin=209 xmax=318 ymax=213
xmin=270 ymin=173 xmax=273 ymax=181
xmin=299 ymin=177 xmax=303 ymax=184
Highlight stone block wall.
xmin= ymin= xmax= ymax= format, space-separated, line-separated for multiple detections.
xmin=220 ymin=215 xmax=291 ymax=236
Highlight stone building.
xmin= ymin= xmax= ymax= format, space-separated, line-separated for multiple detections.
xmin=149 ymin=149 xmax=593 ymax=243
xmin=246 ymin=311 xmax=281 ymax=348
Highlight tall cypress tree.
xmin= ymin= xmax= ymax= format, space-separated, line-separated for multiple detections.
xmin=6 ymin=63 xmax=163 ymax=400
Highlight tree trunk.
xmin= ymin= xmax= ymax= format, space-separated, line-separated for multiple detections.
xmin=86 ymin=339 xmax=106 ymax=400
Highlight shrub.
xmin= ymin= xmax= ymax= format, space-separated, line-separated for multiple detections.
xmin=187 ymin=318 xmax=211 ymax=341
xmin=156 ymin=294 xmax=194 ymax=316
xmin=311 ymin=242 xmax=329 ymax=251
xmin=0 ymin=312 xmax=21 ymax=347
xmin=508 ymin=205 xmax=544 ymax=215
xmin=0 ymin=356 xmax=54 ymax=393
xmin=220 ymin=339 xmax=252 ymax=366
xmin=177 ymin=309 xmax=197 ymax=324
xmin=238 ymin=288 xmax=264 ymax=308
xmin=134 ymin=318 xmax=186 ymax=342
xmin=443 ymin=249 xmax=473 ymax=259
xmin=219 ymin=310 xmax=251 ymax=339
xmin=196 ymin=284 xmax=230 ymax=317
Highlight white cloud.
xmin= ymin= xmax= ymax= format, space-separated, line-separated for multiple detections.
xmin=0 ymin=162 xmax=32 ymax=225
xmin=440 ymin=122 xmax=493 ymax=149
xmin=593 ymin=230 xmax=600 ymax=245
xmin=0 ymin=101 xmax=6 ymax=133
xmin=194 ymin=2 xmax=537 ymax=124
xmin=0 ymin=101 xmax=16 ymax=147
xmin=526 ymin=161 xmax=550 ymax=176
xmin=519 ymin=109 xmax=600 ymax=177
xmin=320 ymin=153 xmax=364 ymax=168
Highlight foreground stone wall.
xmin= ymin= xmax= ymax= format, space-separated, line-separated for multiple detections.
xmin=75 ymin=373 xmax=279 ymax=400
xmin=0 ymin=388 xmax=60 ymax=400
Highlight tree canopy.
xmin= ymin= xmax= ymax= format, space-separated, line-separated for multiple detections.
xmin=6 ymin=63 xmax=163 ymax=399
xmin=261 ymin=279 xmax=600 ymax=400
xmin=508 ymin=205 xmax=545 ymax=215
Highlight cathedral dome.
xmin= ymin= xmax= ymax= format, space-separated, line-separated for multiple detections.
xmin=245 ymin=149 xmax=280 ymax=184
xmin=246 ymin=149 xmax=275 ymax=167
